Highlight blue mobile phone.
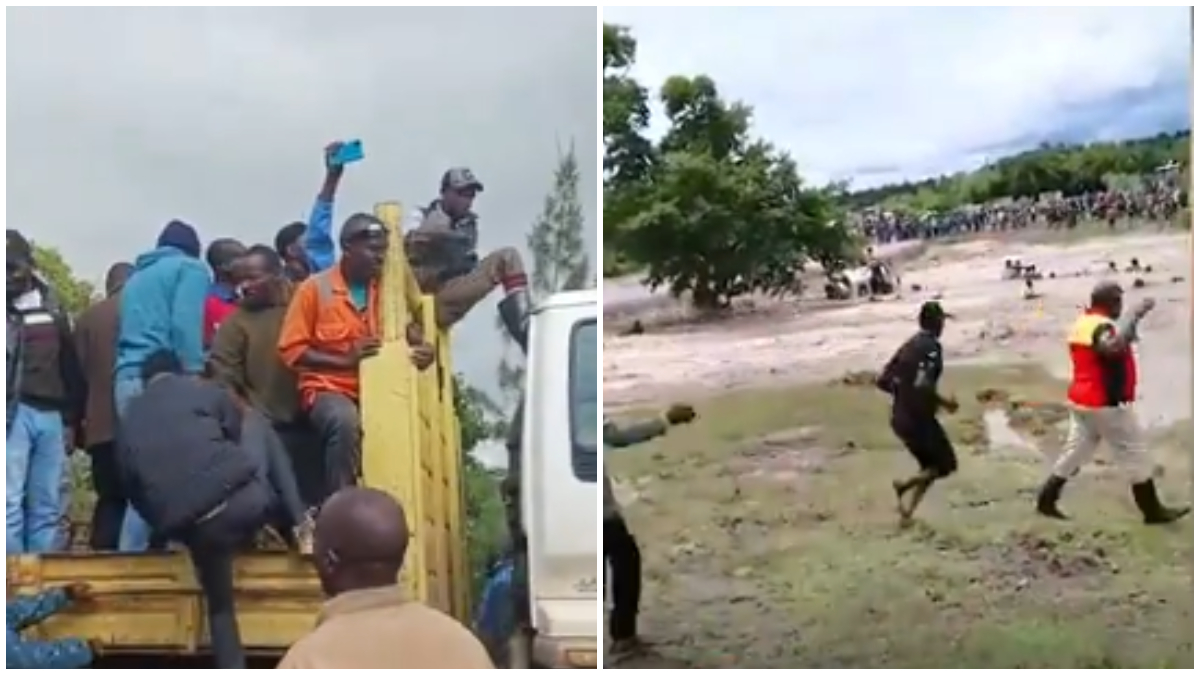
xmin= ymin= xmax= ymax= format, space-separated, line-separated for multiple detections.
xmin=330 ymin=139 xmax=364 ymax=166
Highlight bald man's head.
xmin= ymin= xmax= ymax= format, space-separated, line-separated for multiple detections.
xmin=314 ymin=487 xmax=411 ymax=597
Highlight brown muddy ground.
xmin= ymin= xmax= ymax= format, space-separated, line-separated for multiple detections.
xmin=603 ymin=228 xmax=1193 ymax=668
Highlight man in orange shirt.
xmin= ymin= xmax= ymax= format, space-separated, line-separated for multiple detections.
xmin=278 ymin=214 xmax=435 ymax=500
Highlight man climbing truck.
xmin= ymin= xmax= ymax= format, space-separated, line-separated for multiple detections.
xmin=4 ymin=202 xmax=550 ymax=663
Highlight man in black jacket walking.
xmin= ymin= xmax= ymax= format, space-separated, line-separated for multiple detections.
xmin=117 ymin=350 xmax=269 ymax=669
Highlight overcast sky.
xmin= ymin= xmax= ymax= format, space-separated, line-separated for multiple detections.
xmin=8 ymin=7 xmax=598 ymax=412
xmin=603 ymin=7 xmax=1190 ymax=188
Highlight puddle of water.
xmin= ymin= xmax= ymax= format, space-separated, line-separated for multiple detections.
xmin=983 ymin=409 xmax=1039 ymax=454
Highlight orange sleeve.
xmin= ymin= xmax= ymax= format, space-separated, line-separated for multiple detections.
xmin=278 ymin=280 xmax=319 ymax=368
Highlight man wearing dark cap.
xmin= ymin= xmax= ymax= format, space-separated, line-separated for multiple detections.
xmin=406 ymin=167 xmax=534 ymax=351
xmin=876 ymin=301 xmax=960 ymax=527
xmin=5 ymin=229 xmax=86 ymax=553
xmin=114 ymin=219 xmax=211 ymax=552
xmin=1036 ymin=281 xmax=1189 ymax=525
xmin=277 ymin=487 xmax=494 ymax=668
xmin=278 ymin=214 xmax=436 ymax=499
xmin=72 ymin=261 xmax=134 ymax=550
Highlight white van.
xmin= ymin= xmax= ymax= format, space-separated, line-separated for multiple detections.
xmin=503 ymin=289 xmax=599 ymax=668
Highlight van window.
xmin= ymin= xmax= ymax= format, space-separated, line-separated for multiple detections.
xmin=569 ymin=319 xmax=597 ymax=482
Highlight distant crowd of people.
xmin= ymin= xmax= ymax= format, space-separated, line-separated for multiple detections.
xmin=6 ymin=143 xmax=524 ymax=668
xmin=855 ymin=183 xmax=1186 ymax=245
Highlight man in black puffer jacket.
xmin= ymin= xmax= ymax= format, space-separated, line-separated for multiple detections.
xmin=117 ymin=349 xmax=268 ymax=669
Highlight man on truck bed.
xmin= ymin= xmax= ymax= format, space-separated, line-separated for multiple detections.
xmin=278 ymin=214 xmax=436 ymax=498
xmin=210 ymin=245 xmax=324 ymax=507
xmin=115 ymin=219 xmax=209 ymax=552
xmin=72 ymin=261 xmax=134 ymax=550
xmin=6 ymin=229 xmax=85 ymax=554
xmin=278 ymin=487 xmax=494 ymax=669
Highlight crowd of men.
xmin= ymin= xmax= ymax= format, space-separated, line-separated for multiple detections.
xmin=855 ymin=183 xmax=1186 ymax=245
xmin=6 ymin=143 xmax=523 ymax=668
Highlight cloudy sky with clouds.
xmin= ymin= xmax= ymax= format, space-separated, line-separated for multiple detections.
xmin=602 ymin=7 xmax=1191 ymax=188
xmin=8 ymin=7 xmax=598 ymax=418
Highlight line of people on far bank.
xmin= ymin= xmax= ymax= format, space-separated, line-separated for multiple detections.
xmin=6 ymin=143 xmax=532 ymax=668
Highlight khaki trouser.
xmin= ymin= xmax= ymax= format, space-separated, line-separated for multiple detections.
xmin=433 ymin=246 xmax=526 ymax=329
xmin=1051 ymin=404 xmax=1153 ymax=483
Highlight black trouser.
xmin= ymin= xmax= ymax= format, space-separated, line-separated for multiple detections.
xmin=241 ymin=408 xmax=308 ymax=528
xmin=87 ymin=442 xmax=126 ymax=551
xmin=604 ymin=516 xmax=642 ymax=641
xmin=273 ymin=420 xmax=325 ymax=509
xmin=178 ymin=482 xmax=270 ymax=669
xmin=308 ymin=392 xmax=362 ymax=500
xmin=892 ymin=415 xmax=958 ymax=479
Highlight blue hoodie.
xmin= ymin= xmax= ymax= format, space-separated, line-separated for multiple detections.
xmin=6 ymin=589 xmax=94 ymax=668
xmin=114 ymin=246 xmax=210 ymax=379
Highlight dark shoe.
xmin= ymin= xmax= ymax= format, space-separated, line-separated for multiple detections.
xmin=1132 ymin=480 xmax=1191 ymax=525
xmin=1036 ymin=475 xmax=1070 ymax=520
xmin=498 ymin=290 xmax=532 ymax=353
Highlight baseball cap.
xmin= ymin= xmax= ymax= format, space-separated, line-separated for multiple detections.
xmin=440 ymin=167 xmax=484 ymax=193
xmin=918 ymin=300 xmax=955 ymax=323
xmin=339 ymin=213 xmax=388 ymax=242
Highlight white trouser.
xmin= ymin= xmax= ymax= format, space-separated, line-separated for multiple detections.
xmin=1051 ymin=404 xmax=1153 ymax=483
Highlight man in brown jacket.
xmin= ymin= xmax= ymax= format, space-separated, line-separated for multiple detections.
xmin=277 ymin=487 xmax=494 ymax=669
xmin=72 ymin=262 xmax=133 ymax=550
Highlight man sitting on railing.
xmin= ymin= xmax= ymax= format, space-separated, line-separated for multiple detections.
xmin=278 ymin=214 xmax=436 ymax=499
xmin=406 ymin=168 xmax=534 ymax=352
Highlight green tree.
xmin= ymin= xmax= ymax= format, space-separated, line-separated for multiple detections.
xmin=31 ymin=243 xmax=95 ymax=314
xmin=453 ymin=375 xmax=508 ymax=596
xmin=845 ymin=130 xmax=1191 ymax=213
xmin=496 ymin=144 xmax=593 ymax=405
xmin=602 ymin=25 xmax=851 ymax=307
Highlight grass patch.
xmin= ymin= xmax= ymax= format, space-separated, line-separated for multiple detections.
xmin=607 ymin=364 xmax=1193 ymax=668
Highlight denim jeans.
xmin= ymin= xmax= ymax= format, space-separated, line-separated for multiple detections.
xmin=5 ymin=405 xmax=66 ymax=553
xmin=114 ymin=376 xmax=153 ymax=552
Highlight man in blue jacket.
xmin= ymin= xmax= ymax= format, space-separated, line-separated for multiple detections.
xmin=6 ymin=583 xmax=98 ymax=668
xmin=275 ymin=142 xmax=348 ymax=283
xmin=114 ymin=219 xmax=209 ymax=552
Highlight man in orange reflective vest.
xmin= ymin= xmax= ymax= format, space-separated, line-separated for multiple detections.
xmin=1036 ymin=281 xmax=1190 ymax=524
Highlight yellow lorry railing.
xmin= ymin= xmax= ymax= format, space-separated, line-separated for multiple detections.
xmin=361 ymin=202 xmax=469 ymax=621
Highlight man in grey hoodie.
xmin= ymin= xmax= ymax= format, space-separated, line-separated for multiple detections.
xmin=603 ymin=403 xmax=696 ymax=661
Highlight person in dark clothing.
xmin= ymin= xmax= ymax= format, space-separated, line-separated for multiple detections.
xmin=118 ymin=350 xmax=268 ymax=669
xmin=72 ymin=261 xmax=134 ymax=550
xmin=6 ymin=229 xmax=86 ymax=554
xmin=876 ymin=301 xmax=960 ymax=527
xmin=603 ymin=404 xmax=697 ymax=661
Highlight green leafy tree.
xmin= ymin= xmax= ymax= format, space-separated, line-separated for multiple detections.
xmin=496 ymin=144 xmax=593 ymax=404
xmin=602 ymin=25 xmax=851 ymax=307
xmin=31 ymin=244 xmax=95 ymax=314
xmin=453 ymin=375 xmax=508 ymax=595
xmin=845 ymin=130 xmax=1191 ymax=213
